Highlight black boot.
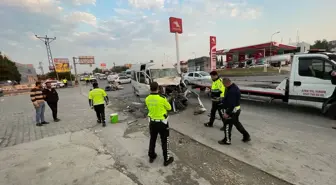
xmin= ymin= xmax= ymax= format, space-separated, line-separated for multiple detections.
xmin=204 ymin=122 xmax=213 ymax=127
xmin=242 ymin=136 xmax=251 ymax=143
xmin=164 ymin=157 xmax=174 ymax=166
xmin=36 ymin=123 xmax=43 ymax=126
xmin=41 ymin=121 xmax=49 ymax=124
xmin=149 ymin=154 xmax=157 ymax=163
xmin=102 ymin=120 xmax=106 ymax=127
xmin=218 ymin=138 xmax=231 ymax=145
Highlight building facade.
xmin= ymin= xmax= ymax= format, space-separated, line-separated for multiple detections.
xmin=15 ymin=63 xmax=38 ymax=83
xmin=187 ymin=57 xmax=211 ymax=72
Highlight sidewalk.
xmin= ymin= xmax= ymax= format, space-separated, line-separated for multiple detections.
xmin=0 ymin=88 xmax=96 ymax=148
xmin=169 ymin=97 xmax=336 ymax=185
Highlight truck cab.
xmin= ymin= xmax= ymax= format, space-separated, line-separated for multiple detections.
xmin=287 ymin=53 xmax=336 ymax=118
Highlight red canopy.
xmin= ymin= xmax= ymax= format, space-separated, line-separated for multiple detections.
xmin=216 ymin=42 xmax=297 ymax=55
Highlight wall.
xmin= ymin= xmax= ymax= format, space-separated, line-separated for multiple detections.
xmin=15 ymin=63 xmax=37 ymax=83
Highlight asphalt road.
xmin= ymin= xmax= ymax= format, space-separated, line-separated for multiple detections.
xmin=96 ymin=79 xmax=336 ymax=185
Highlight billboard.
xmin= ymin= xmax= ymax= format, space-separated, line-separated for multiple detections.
xmin=169 ymin=17 xmax=183 ymax=34
xmin=100 ymin=63 xmax=106 ymax=69
xmin=78 ymin=56 xmax=95 ymax=64
xmin=209 ymin=36 xmax=217 ymax=71
xmin=53 ymin=58 xmax=70 ymax=73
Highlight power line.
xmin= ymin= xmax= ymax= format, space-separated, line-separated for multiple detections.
xmin=35 ymin=35 xmax=59 ymax=80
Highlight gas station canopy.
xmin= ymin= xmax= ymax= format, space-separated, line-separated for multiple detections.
xmin=216 ymin=42 xmax=297 ymax=55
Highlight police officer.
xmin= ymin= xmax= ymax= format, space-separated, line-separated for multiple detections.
xmin=204 ymin=71 xmax=226 ymax=130
xmin=145 ymin=82 xmax=174 ymax=166
xmin=89 ymin=82 xmax=109 ymax=127
xmin=218 ymin=77 xmax=251 ymax=145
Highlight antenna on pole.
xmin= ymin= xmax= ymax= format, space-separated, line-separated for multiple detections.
xmin=35 ymin=35 xmax=59 ymax=80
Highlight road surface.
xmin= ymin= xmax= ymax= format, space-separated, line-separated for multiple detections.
xmin=96 ymin=79 xmax=336 ymax=185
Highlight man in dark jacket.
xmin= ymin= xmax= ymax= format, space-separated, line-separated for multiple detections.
xmin=43 ymin=82 xmax=60 ymax=122
xmin=218 ymin=77 xmax=250 ymax=145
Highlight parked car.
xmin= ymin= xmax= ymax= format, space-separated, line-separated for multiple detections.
xmin=183 ymin=71 xmax=211 ymax=85
xmin=107 ymin=74 xmax=118 ymax=83
xmin=98 ymin=74 xmax=107 ymax=80
xmin=43 ymin=80 xmax=65 ymax=88
xmin=114 ymin=76 xmax=131 ymax=84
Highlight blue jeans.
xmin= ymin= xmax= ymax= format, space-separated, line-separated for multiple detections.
xmin=35 ymin=102 xmax=45 ymax=123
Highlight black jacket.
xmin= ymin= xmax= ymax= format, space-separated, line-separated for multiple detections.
xmin=43 ymin=88 xmax=59 ymax=103
xmin=221 ymin=83 xmax=240 ymax=115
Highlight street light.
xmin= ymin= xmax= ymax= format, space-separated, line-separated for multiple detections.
xmin=264 ymin=31 xmax=280 ymax=72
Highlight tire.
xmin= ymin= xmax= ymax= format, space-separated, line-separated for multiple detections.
xmin=184 ymin=80 xmax=189 ymax=85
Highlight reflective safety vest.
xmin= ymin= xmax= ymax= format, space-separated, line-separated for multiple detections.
xmin=145 ymin=93 xmax=171 ymax=120
xmin=211 ymin=78 xmax=225 ymax=97
xmin=89 ymin=88 xmax=107 ymax=105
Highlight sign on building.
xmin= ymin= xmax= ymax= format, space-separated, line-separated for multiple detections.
xmin=53 ymin=58 xmax=70 ymax=73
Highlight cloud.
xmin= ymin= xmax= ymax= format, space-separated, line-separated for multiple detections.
xmin=65 ymin=11 xmax=97 ymax=26
xmin=71 ymin=0 xmax=96 ymax=6
xmin=0 ymin=0 xmax=267 ymax=73
xmin=127 ymin=0 xmax=165 ymax=9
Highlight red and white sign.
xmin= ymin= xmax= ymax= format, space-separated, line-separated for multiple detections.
xmin=100 ymin=63 xmax=106 ymax=69
xmin=53 ymin=58 xmax=69 ymax=64
xmin=78 ymin=56 xmax=95 ymax=64
xmin=254 ymin=50 xmax=264 ymax=59
xmin=210 ymin=36 xmax=217 ymax=71
xmin=169 ymin=17 xmax=183 ymax=34
xmin=226 ymin=54 xmax=233 ymax=62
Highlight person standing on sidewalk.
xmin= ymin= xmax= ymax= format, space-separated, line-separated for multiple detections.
xmin=30 ymin=81 xmax=49 ymax=126
xmin=204 ymin=71 xmax=226 ymax=130
xmin=146 ymin=82 xmax=174 ymax=166
xmin=43 ymin=82 xmax=60 ymax=122
xmin=89 ymin=82 xmax=109 ymax=127
xmin=218 ymin=78 xmax=251 ymax=145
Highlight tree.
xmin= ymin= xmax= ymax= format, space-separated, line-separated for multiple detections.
xmin=311 ymin=39 xmax=334 ymax=51
xmin=92 ymin=67 xmax=102 ymax=74
xmin=111 ymin=66 xmax=128 ymax=73
xmin=0 ymin=52 xmax=21 ymax=83
xmin=46 ymin=71 xmax=75 ymax=80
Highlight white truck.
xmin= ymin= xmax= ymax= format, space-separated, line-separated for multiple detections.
xmin=192 ymin=52 xmax=336 ymax=119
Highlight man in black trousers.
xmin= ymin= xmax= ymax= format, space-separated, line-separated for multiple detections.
xmin=218 ymin=77 xmax=250 ymax=145
xmin=43 ymin=82 xmax=61 ymax=122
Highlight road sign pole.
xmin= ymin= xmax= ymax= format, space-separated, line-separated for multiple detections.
xmin=175 ymin=33 xmax=181 ymax=74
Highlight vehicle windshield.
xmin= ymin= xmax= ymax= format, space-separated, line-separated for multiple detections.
xmin=198 ymin=72 xmax=210 ymax=76
xmin=150 ymin=68 xmax=179 ymax=79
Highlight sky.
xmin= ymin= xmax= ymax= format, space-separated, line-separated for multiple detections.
xmin=0 ymin=0 xmax=335 ymax=73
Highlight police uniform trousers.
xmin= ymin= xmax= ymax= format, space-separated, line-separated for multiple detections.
xmin=209 ymin=101 xmax=226 ymax=126
xmin=93 ymin=104 xmax=105 ymax=122
xmin=224 ymin=109 xmax=250 ymax=142
xmin=148 ymin=120 xmax=170 ymax=161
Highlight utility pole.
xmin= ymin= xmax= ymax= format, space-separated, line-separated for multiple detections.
xmin=35 ymin=35 xmax=59 ymax=80
xmin=38 ymin=61 xmax=44 ymax=75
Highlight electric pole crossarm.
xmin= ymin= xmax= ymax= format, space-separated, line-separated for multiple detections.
xmin=35 ymin=34 xmax=59 ymax=80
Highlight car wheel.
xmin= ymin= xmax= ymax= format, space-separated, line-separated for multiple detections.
xmin=184 ymin=80 xmax=189 ymax=85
